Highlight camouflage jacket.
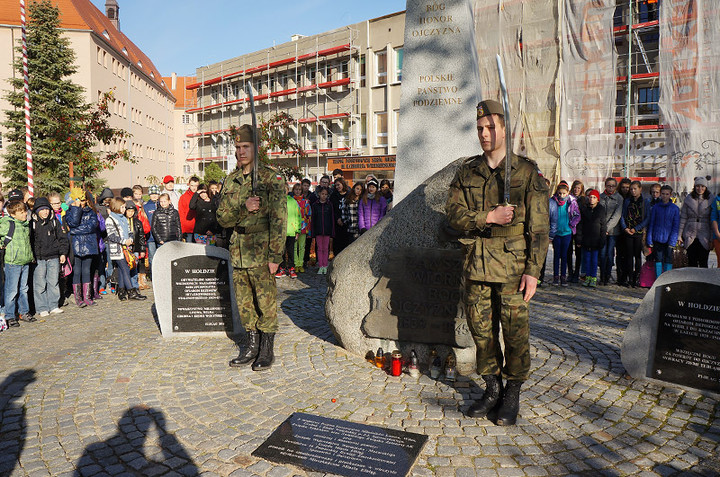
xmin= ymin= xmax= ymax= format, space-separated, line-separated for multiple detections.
xmin=216 ymin=164 xmax=287 ymax=269
xmin=446 ymin=153 xmax=550 ymax=282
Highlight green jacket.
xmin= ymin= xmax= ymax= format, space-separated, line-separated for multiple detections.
xmin=217 ymin=164 xmax=287 ymax=268
xmin=286 ymin=196 xmax=301 ymax=237
xmin=0 ymin=216 xmax=33 ymax=265
xmin=446 ymin=153 xmax=550 ymax=282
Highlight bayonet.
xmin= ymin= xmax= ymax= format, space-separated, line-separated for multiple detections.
xmin=496 ymin=54 xmax=514 ymax=208
xmin=246 ymin=83 xmax=259 ymax=196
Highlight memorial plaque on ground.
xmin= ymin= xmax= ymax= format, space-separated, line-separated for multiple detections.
xmin=651 ymin=282 xmax=720 ymax=392
xmin=252 ymin=412 xmax=427 ymax=477
xmin=153 ymin=242 xmax=241 ymax=338
xmin=362 ymin=247 xmax=473 ymax=347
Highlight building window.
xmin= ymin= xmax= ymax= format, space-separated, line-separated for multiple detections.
xmin=307 ymin=66 xmax=316 ymax=86
xmin=375 ymin=50 xmax=387 ymax=86
xmin=360 ymin=113 xmax=367 ymax=147
xmin=0 ymin=132 xmax=3 ymax=149
xmin=394 ymin=48 xmax=403 ymax=83
xmin=375 ymin=111 xmax=388 ymax=146
xmin=183 ymin=140 xmax=190 ymax=151
xmin=359 ymin=55 xmax=366 ymax=87
xmin=232 ymin=83 xmax=240 ymax=99
xmin=637 ymin=86 xmax=660 ymax=125
xmin=97 ymin=47 xmax=102 ymax=64
xmin=339 ymin=61 xmax=349 ymax=79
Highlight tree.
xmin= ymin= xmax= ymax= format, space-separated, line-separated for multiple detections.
xmin=230 ymin=112 xmax=306 ymax=182
xmin=203 ymin=162 xmax=226 ymax=184
xmin=2 ymin=0 xmax=130 ymax=195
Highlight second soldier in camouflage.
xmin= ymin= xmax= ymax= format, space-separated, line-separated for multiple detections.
xmin=217 ymin=124 xmax=287 ymax=371
xmin=446 ymin=100 xmax=549 ymax=425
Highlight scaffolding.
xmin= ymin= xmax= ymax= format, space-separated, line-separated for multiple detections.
xmin=186 ymin=28 xmax=360 ymax=180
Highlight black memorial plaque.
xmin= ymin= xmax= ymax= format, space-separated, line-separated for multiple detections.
xmin=651 ymin=282 xmax=720 ymax=392
xmin=170 ymin=255 xmax=233 ymax=333
xmin=252 ymin=412 xmax=427 ymax=477
xmin=363 ymin=247 xmax=472 ymax=347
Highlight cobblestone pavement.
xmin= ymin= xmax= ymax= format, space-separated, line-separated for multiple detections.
xmin=0 ymin=268 xmax=718 ymax=477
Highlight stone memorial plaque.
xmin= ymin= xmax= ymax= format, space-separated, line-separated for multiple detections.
xmin=651 ymin=282 xmax=720 ymax=392
xmin=153 ymin=242 xmax=241 ymax=338
xmin=252 ymin=412 xmax=427 ymax=477
xmin=362 ymin=247 xmax=472 ymax=347
xmin=171 ymin=255 xmax=232 ymax=333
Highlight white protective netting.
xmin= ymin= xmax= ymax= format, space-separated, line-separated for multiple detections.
xmin=558 ymin=0 xmax=617 ymax=191
xmin=659 ymin=0 xmax=720 ymax=195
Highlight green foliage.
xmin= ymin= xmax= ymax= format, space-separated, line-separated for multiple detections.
xmin=230 ymin=111 xmax=306 ymax=182
xmin=1 ymin=0 xmax=131 ymax=195
xmin=203 ymin=162 xmax=226 ymax=184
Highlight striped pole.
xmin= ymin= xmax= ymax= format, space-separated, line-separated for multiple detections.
xmin=21 ymin=0 xmax=33 ymax=196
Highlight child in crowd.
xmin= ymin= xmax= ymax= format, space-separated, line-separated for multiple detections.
xmin=1 ymin=200 xmax=34 ymax=326
xmin=105 ymin=198 xmax=135 ymax=301
xmin=151 ymin=193 xmax=182 ymax=246
xmin=291 ymin=183 xmax=311 ymax=273
xmin=277 ymin=188 xmax=301 ymax=278
xmin=341 ymin=182 xmax=363 ymax=244
xmin=549 ymin=183 xmax=580 ymax=286
xmin=65 ymin=188 xmax=100 ymax=307
xmin=189 ymin=184 xmax=219 ymax=245
xmin=620 ymin=181 xmax=651 ymax=287
xmin=577 ymin=189 xmax=606 ymax=288
xmin=31 ymin=197 xmax=69 ymax=316
xmin=311 ymin=187 xmax=334 ymax=274
xmin=144 ymin=185 xmax=160 ymax=267
xmin=124 ymin=201 xmax=147 ymax=300
xmin=647 ymin=185 xmax=680 ymax=278
xmin=358 ymin=178 xmax=387 ymax=233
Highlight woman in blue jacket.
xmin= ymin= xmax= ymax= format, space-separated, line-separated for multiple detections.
xmin=647 ymin=185 xmax=680 ymax=278
xmin=66 ymin=188 xmax=100 ymax=307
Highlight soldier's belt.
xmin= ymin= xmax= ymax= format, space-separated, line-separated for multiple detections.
xmin=235 ymin=221 xmax=269 ymax=234
xmin=475 ymin=224 xmax=524 ymax=238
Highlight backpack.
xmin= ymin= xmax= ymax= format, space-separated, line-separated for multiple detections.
xmin=0 ymin=220 xmax=16 ymax=265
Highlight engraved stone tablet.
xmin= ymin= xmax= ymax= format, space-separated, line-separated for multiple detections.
xmin=651 ymin=282 xmax=720 ymax=392
xmin=252 ymin=413 xmax=427 ymax=477
xmin=362 ymin=247 xmax=472 ymax=348
xmin=153 ymin=241 xmax=241 ymax=338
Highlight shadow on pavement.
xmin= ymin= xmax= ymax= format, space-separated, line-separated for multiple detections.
xmin=74 ymin=405 xmax=199 ymax=476
xmin=0 ymin=369 xmax=37 ymax=476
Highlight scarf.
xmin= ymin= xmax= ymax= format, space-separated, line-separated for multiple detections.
xmin=627 ymin=196 xmax=644 ymax=229
xmin=109 ymin=211 xmax=129 ymax=239
xmin=367 ymin=193 xmax=375 ymax=200
xmin=553 ymin=194 xmax=567 ymax=207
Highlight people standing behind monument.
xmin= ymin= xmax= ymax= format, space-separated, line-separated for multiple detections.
xmin=178 ymin=176 xmax=199 ymax=243
xmin=358 ymin=178 xmax=387 ymax=234
xmin=65 ymin=188 xmax=100 ymax=308
xmin=548 ymin=183 xmax=580 ymax=286
xmin=649 ymin=183 xmax=661 ymax=207
xmin=341 ymin=182 xmax=363 ymax=245
xmin=678 ymin=177 xmax=712 ymax=268
xmin=1 ymin=200 xmax=34 ymax=327
xmin=576 ymin=189 xmax=606 ymax=288
xmin=619 ymin=181 xmax=651 ymax=288
xmin=300 ymin=178 xmax=315 ymax=267
xmin=311 ymin=187 xmax=335 ymax=275
xmin=151 ymin=193 xmax=182 ymax=247
xmin=218 ymin=124 xmax=287 ymax=372
xmin=123 ymin=201 xmax=147 ymax=300
xmin=598 ymin=178 xmax=623 ymax=286
xmin=162 ymin=175 xmax=181 ymax=210
xmin=567 ymin=180 xmax=586 ymax=283
xmin=710 ymin=187 xmax=720 ymax=266
xmin=329 ymin=177 xmax=349 ymax=256
xmin=277 ymin=189 xmax=302 ymax=279
xmin=144 ymin=186 xmax=160 ymax=268
xmin=105 ymin=198 xmax=138 ymax=301
xmin=291 ymin=183 xmax=311 ymax=273
xmin=614 ymin=177 xmax=632 ymax=285
xmin=647 ymin=185 xmax=680 ymax=278
xmin=189 ymin=184 xmax=220 ymax=246
xmin=30 ymin=197 xmax=68 ymax=317
xmin=380 ymin=179 xmax=394 ymax=210
xmin=308 ymin=175 xmax=331 ymax=206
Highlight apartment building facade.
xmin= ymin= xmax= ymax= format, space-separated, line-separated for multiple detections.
xmin=0 ymin=0 xmax=176 ymax=189
xmin=185 ymin=11 xmax=405 ymax=184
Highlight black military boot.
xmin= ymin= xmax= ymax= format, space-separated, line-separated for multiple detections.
xmin=229 ymin=331 xmax=260 ymax=367
xmin=496 ymin=380 xmax=523 ymax=426
xmin=467 ymin=374 xmax=503 ymax=418
xmin=252 ymin=332 xmax=276 ymax=371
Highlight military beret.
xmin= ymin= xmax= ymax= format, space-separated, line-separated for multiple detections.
xmin=477 ymin=100 xmax=504 ymax=119
xmin=234 ymin=124 xmax=255 ymax=144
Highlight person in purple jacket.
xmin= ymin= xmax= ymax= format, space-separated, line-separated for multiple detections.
xmin=646 ymin=185 xmax=680 ymax=278
xmin=358 ymin=178 xmax=387 ymax=233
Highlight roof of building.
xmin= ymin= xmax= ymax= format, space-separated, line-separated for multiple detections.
xmin=162 ymin=75 xmax=197 ymax=109
xmin=0 ymin=0 xmax=173 ymax=98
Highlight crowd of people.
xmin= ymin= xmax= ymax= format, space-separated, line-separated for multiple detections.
xmin=546 ymin=176 xmax=715 ymax=289
xmin=0 ymin=169 xmax=394 ymax=331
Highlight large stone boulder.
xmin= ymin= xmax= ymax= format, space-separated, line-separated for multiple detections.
xmin=326 ymin=159 xmax=477 ymax=374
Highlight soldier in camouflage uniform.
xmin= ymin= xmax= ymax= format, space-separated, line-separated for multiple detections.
xmin=446 ymin=100 xmax=549 ymax=425
xmin=217 ymin=125 xmax=287 ymax=371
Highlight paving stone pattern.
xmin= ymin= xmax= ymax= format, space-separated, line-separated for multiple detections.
xmin=0 ymin=269 xmax=718 ymax=477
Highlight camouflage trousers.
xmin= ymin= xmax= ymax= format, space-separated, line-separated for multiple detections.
xmin=233 ymin=265 xmax=278 ymax=333
xmin=464 ymin=278 xmax=530 ymax=380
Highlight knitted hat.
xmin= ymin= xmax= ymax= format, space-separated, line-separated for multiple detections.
xmin=124 ymin=200 xmax=136 ymax=210
xmin=33 ymin=197 xmax=51 ymax=213
xmin=148 ymin=185 xmax=160 ymax=195
xmin=366 ymin=178 xmax=379 ymax=189
xmin=588 ymin=189 xmax=600 ymax=200
xmin=694 ymin=176 xmax=709 ymax=188
xmin=120 ymin=187 xmax=133 ymax=198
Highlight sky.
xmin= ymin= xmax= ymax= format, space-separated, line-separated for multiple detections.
xmin=90 ymin=0 xmax=407 ymax=77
